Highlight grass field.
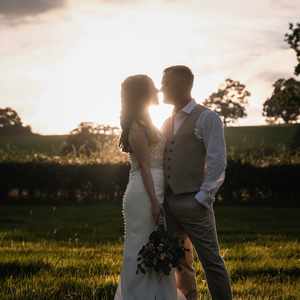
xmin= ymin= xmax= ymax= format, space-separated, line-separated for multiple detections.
xmin=0 ymin=124 xmax=299 ymax=155
xmin=0 ymin=135 xmax=67 ymax=156
xmin=225 ymin=123 xmax=300 ymax=151
xmin=0 ymin=203 xmax=299 ymax=300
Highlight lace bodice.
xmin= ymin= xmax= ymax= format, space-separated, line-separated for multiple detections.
xmin=129 ymin=130 xmax=166 ymax=173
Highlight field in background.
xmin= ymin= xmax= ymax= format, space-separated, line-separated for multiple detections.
xmin=224 ymin=124 xmax=300 ymax=151
xmin=0 ymin=135 xmax=67 ymax=156
xmin=1 ymin=124 xmax=300 ymax=155
xmin=0 ymin=203 xmax=299 ymax=300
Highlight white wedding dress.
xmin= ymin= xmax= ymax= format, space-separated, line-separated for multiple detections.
xmin=114 ymin=129 xmax=186 ymax=300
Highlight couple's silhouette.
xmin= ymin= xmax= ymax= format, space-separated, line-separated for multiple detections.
xmin=114 ymin=65 xmax=232 ymax=300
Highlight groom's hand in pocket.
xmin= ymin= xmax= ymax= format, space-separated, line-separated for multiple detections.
xmin=194 ymin=190 xmax=212 ymax=209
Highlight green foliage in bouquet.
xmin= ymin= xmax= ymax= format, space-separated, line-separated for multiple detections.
xmin=136 ymin=223 xmax=189 ymax=276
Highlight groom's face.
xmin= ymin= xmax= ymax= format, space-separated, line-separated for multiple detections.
xmin=161 ymin=72 xmax=180 ymax=105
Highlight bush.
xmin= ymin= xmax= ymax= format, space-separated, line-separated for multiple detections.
xmin=218 ymin=160 xmax=300 ymax=206
xmin=0 ymin=160 xmax=299 ymax=206
xmin=0 ymin=162 xmax=129 ymax=204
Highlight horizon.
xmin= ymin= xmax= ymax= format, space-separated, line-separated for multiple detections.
xmin=29 ymin=121 xmax=299 ymax=137
xmin=1 ymin=0 xmax=299 ymax=135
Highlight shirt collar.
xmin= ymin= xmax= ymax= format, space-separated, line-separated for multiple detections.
xmin=173 ymin=98 xmax=197 ymax=115
xmin=182 ymin=98 xmax=197 ymax=114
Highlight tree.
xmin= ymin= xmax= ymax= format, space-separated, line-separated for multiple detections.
xmin=61 ymin=122 xmax=122 ymax=160
xmin=61 ymin=122 xmax=98 ymax=156
xmin=0 ymin=107 xmax=32 ymax=136
xmin=285 ymin=22 xmax=300 ymax=76
xmin=262 ymin=78 xmax=300 ymax=124
xmin=203 ymin=79 xmax=251 ymax=126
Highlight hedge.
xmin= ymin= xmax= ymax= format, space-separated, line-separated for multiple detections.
xmin=0 ymin=161 xmax=299 ymax=206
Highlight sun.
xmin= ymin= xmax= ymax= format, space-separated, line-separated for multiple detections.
xmin=149 ymin=94 xmax=173 ymax=129
xmin=46 ymin=15 xmax=175 ymax=133
xmin=37 ymin=8 xmax=203 ymax=134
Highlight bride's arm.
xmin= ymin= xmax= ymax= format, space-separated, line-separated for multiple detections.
xmin=128 ymin=123 xmax=161 ymax=224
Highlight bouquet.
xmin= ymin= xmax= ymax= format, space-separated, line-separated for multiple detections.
xmin=136 ymin=208 xmax=188 ymax=277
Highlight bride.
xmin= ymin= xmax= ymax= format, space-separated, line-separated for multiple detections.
xmin=114 ymin=74 xmax=186 ymax=300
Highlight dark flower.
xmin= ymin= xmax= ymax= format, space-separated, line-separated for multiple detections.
xmin=136 ymin=224 xmax=189 ymax=276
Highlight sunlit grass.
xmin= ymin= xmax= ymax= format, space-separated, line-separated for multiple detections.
xmin=1 ymin=124 xmax=300 ymax=166
xmin=0 ymin=204 xmax=299 ymax=299
xmin=1 ymin=147 xmax=300 ymax=166
xmin=0 ymin=148 xmax=127 ymax=165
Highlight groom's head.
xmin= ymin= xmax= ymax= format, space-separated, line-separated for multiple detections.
xmin=161 ymin=65 xmax=194 ymax=106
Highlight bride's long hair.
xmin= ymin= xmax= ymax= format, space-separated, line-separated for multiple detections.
xmin=119 ymin=74 xmax=160 ymax=153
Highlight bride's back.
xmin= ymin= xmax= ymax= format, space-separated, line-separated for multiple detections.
xmin=128 ymin=122 xmax=165 ymax=173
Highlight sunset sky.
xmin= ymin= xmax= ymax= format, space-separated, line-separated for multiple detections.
xmin=0 ymin=0 xmax=299 ymax=134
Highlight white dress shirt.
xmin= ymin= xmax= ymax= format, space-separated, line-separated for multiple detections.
xmin=164 ymin=99 xmax=227 ymax=209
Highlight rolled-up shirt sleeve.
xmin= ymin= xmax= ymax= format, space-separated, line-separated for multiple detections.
xmin=194 ymin=109 xmax=227 ymax=208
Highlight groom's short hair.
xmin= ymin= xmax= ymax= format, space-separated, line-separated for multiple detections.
xmin=163 ymin=65 xmax=194 ymax=88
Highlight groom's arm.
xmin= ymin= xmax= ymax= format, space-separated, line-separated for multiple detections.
xmin=194 ymin=109 xmax=227 ymax=209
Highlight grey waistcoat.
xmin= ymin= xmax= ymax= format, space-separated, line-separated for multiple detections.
xmin=163 ymin=104 xmax=207 ymax=194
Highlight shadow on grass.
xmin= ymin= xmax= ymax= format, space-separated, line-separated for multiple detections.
xmin=0 ymin=218 xmax=25 ymax=225
xmin=0 ymin=260 xmax=51 ymax=280
xmin=14 ymin=281 xmax=118 ymax=300
xmin=231 ymin=266 xmax=300 ymax=281
xmin=55 ymin=281 xmax=117 ymax=300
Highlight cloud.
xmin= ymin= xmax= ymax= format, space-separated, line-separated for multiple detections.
xmin=0 ymin=0 xmax=66 ymax=20
xmin=270 ymin=0 xmax=300 ymax=12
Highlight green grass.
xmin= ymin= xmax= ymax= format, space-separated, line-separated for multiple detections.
xmin=225 ymin=123 xmax=300 ymax=151
xmin=1 ymin=124 xmax=300 ymax=166
xmin=0 ymin=134 xmax=67 ymax=156
xmin=0 ymin=203 xmax=299 ymax=299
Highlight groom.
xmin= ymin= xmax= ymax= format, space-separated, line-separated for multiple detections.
xmin=161 ymin=65 xmax=232 ymax=300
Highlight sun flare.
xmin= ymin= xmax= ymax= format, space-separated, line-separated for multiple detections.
xmin=37 ymin=11 xmax=186 ymax=133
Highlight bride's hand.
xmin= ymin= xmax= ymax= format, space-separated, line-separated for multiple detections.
xmin=151 ymin=200 xmax=161 ymax=225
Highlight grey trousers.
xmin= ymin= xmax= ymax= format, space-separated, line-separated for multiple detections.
xmin=163 ymin=190 xmax=232 ymax=300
